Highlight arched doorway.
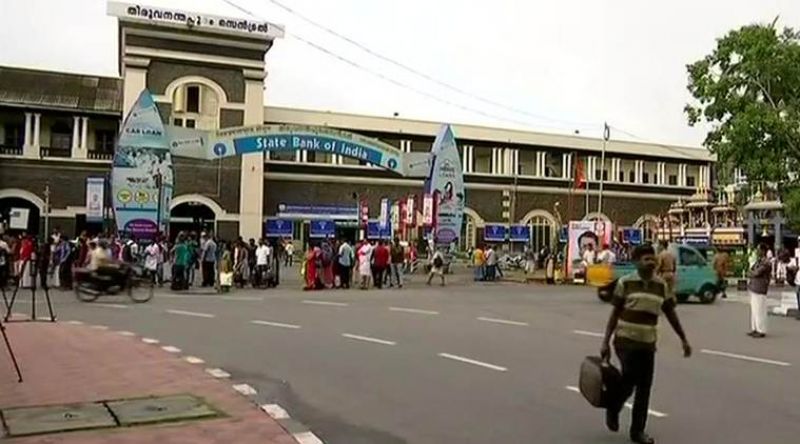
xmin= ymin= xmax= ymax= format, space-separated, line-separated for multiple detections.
xmin=0 ymin=189 xmax=44 ymax=235
xmin=634 ymin=214 xmax=660 ymax=244
xmin=520 ymin=209 xmax=558 ymax=253
xmin=168 ymin=194 xmax=222 ymax=240
xmin=459 ymin=207 xmax=484 ymax=251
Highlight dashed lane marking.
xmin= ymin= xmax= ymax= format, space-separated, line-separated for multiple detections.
xmin=117 ymin=331 xmax=136 ymax=336
xmin=220 ymin=296 xmax=263 ymax=301
xmin=341 ymin=333 xmax=397 ymax=346
xmin=184 ymin=356 xmax=205 ymax=364
xmin=294 ymin=431 xmax=324 ymax=444
xmin=232 ymin=383 xmax=257 ymax=396
xmin=389 ymin=306 xmax=439 ymax=315
xmin=302 ymin=300 xmax=349 ymax=307
xmin=700 ymin=349 xmax=791 ymax=367
xmin=477 ymin=316 xmax=528 ymax=326
xmin=161 ymin=345 xmax=182 ymax=353
xmin=165 ymin=309 xmax=215 ymax=318
xmin=251 ymin=320 xmax=302 ymax=329
xmin=565 ymin=386 xmax=668 ymax=417
xmin=261 ymin=404 xmax=290 ymax=419
xmin=92 ymin=303 xmax=128 ymax=309
xmin=206 ymin=368 xmax=231 ymax=378
xmin=142 ymin=338 xmax=160 ymax=344
xmin=438 ymin=353 xmax=507 ymax=372
xmin=572 ymin=330 xmax=604 ymax=338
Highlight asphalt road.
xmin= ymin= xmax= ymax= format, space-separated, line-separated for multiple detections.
xmin=5 ymin=271 xmax=800 ymax=444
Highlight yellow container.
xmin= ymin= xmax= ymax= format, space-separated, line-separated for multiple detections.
xmin=586 ymin=264 xmax=614 ymax=287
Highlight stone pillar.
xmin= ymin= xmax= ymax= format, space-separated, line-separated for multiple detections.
xmin=79 ymin=116 xmax=89 ymax=158
xmin=32 ymin=113 xmax=41 ymax=154
xmin=238 ymin=77 xmax=265 ymax=239
xmin=71 ymin=116 xmax=81 ymax=158
xmin=22 ymin=112 xmax=34 ymax=156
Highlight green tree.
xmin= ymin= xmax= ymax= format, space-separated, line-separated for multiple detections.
xmin=686 ymin=22 xmax=800 ymax=225
xmin=685 ymin=22 xmax=800 ymax=184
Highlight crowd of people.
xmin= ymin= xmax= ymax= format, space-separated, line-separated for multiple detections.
xmin=300 ymin=237 xmax=431 ymax=290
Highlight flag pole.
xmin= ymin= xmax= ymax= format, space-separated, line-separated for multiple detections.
xmin=597 ymin=123 xmax=610 ymax=216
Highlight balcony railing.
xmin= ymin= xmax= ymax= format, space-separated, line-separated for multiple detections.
xmin=40 ymin=146 xmax=71 ymax=158
xmin=88 ymin=150 xmax=114 ymax=161
xmin=0 ymin=144 xmax=23 ymax=156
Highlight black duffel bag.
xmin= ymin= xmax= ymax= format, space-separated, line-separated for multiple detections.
xmin=579 ymin=356 xmax=621 ymax=408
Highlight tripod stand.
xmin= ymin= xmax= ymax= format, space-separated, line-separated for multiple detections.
xmin=0 ymin=315 xmax=23 ymax=382
xmin=3 ymin=260 xmax=56 ymax=323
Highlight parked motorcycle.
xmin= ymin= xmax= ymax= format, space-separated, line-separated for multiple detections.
xmin=73 ymin=264 xmax=154 ymax=303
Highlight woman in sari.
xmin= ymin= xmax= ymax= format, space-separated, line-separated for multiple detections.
xmin=304 ymin=244 xmax=318 ymax=290
xmin=357 ymin=240 xmax=373 ymax=290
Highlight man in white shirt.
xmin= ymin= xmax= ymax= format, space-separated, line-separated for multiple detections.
xmin=597 ymin=243 xmax=617 ymax=265
xmin=582 ymin=243 xmax=597 ymax=267
xmin=255 ymin=239 xmax=271 ymax=287
xmin=284 ymin=241 xmax=295 ymax=267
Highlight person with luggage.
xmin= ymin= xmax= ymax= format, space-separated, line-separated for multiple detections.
xmin=600 ymin=244 xmax=692 ymax=444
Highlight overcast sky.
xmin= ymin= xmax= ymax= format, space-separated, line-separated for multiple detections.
xmin=2 ymin=0 xmax=799 ymax=148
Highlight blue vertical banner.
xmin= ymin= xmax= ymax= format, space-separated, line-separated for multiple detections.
xmin=378 ymin=198 xmax=390 ymax=230
xmin=509 ymin=225 xmax=531 ymax=243
xmin=85 ymin=177 xmax=105 ymax=223
xmin=309 ymin=220 xmax=335 ymax=238
xmin=111 ymin=90 xmax=173 ymax=239
xmin=425 ymin=125 xmax=464 ymax=245
xmin=484 ymin=224 xmax=508 ymax=242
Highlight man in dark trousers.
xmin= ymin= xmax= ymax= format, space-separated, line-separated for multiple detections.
xmin=600 ymin=244 xmax=692 ymax=444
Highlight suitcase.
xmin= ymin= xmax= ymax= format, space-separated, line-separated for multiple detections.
xmin=579 ymin=356 xmax=621 ymax=408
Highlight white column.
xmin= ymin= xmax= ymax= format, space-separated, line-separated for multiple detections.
xmin=562 ymin=153 xmax=570 ymax=179
xmin=23 ymin=112 xmax=32 ymax=146
xmin=239 ymin=78 xmax=265 ymax=239
xmin=71 ymin=116 xmax=80 ymax=153
xmin=80 ymin=117 xmax=88 ymax=150
xmin=32 ymin=113 xmax=41 ymax=148
xmin=538 ymin=152 xmax=546 ymax=177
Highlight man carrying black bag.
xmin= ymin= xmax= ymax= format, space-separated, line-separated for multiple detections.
xmin=600 ymin=244 xmax=692 ymax=444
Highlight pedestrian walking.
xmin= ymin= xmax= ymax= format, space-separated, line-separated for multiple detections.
xmin=171 ymin=234 xmax=191 ymax=290
xmin=472 ymin=245 xmax=485 ymax=281
xmin=233 ymin=238 xmax=248 ymax=288
xmin=748 ymin=243 xmax=771 ymax=337
xmin=144 ymin=239 xmax=164 ymax=286
xmin=255 ymin=239 xmax=271 ymax=288
xmin=219 ymin=243 xmax=233 ymax=293
xmin=389 ymin=238 xmax=404 ymax=288
xmin=337 ymin=239 xmax=354 ymax=289
xmin=655 ymin=241 xmax=676 ymax=297
xmin=199 ymin=232 xmax=217 ymax=287
xmin=285 ymin=240 xmax=295 ymax=267
xmin=600 ymin=244 xmax=692 ymax=444
xmin=712 ymin=250 xmax=730 ymax=299
xmin=426 ymin=249 xmax=446 ymax=286
xmin=484 ymin=245 xmax=497 ymax=281
xmin=372 ymin=240 xmax=390 ymax=289
xmin=357 ymin=240 xmax=373 ymax=290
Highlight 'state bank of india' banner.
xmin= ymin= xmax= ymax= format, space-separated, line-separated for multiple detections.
xmin=112 ymin=91 xmax=173 ymax=239
xmin=425 ymin=125 xmax=465 ymax=245
xmin=167 ymin=125 xmax=405 ymax=175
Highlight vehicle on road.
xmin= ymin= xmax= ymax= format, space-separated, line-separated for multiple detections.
xmin=593 ymin=243 xmax=720 ymax=304
xmin=73 ymin=264 xmax=154 ymax=303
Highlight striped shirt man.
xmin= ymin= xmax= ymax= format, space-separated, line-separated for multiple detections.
xmin=612 ymin=272 xmax=676 ymax=350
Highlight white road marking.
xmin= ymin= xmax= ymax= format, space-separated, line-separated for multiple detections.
xmin=565 ymin=386 xmax=667 ymax=418
xmin=117 ymin=331 xmax=136 ymax=336
xmin=142 ymin=338 xmax=160 ymax=344
xmin=161 ymin=345 xmax=182 ymax=353
xmin=159 ymin=294 xmax=199 ymax=299
xmin=37 ymin=316 xmax=54 ymax=321
xmin=389 ymin=306 xmax=439 ymax=315
xmin=91 ymin=325 xmax=109 ymax=330
xmin=572 ymin=330 xmax=604 ymax=338
xmin=206 ymin=368 xmax=231 ymax=378
xmin=184 ymin=356 xmax=205 ymax=364
xmin=293 ymin=431 xmax=324 ymax=444
xmin=302 ymin=300 xmax=349 ymax=307
xmin=92 ymin=303 xmax=128 ymax=309
xmin=220 ymin=296 xmax=263 ymax=301
xmin=165 ymin=309 xmax=215 ymax=318
xmin=261 ymin=404 xmax=290 ymax=419
xmin=251 ymin=320 xmax=302 ymax=329
xmin=700 ymin=349 xmax=791 ymax=367
xmin=232 ymin=383 xmax=257 ymax=396
xmin=438 ymin=353 xmax=507 ymax=372
xmin=477 ymin=316 xmax=528 ymax=326
xmin=342 ymin=333 xmax=397 ymax=346
xmin=66 ymin=320 xmax=84 ymax=325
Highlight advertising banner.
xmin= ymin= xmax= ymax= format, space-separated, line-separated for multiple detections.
xmin=309 ymin=220 xmax=335 ymax=238
xmin=484 ymin=224 xmax=507 ymax=242
xmin=424 ymin=125 xmax=464 ymax=245
xmin=567 ymin=221 xmax=597 ymax=277
xmin=111 ymin=90 xmax=173 ymax=240
xmin=265 ymin=219 xmax=293 ymax=238
xmin=276 ymin=203 xmax=357 ymax=220
xmin=360 ymin=199 xmax=369 ymax=228
xmin=85 ymin=177 xmax=105 ymax=223
xmin=390 ymin=201 xmax=400 ymax=231
xmin=509 ymin=225 xmax=531 ymax=243
xmin=622 ymin=228 xmax=642 ymax=245
xmin=367 ymin=221 xmax=392 ymax=240
xmin=422 ymin=194 xmax=434 ymax=226
xmin=9 ymin=208 xmax=29 ymax=230
xmin=405 ymin=195 xmax=415 ymax=226
xmin=379 ymin=198 xmax=390 ymax=230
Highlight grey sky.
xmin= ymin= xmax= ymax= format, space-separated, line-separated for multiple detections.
xmin=2 ymin=0 xmax=799 ymax=148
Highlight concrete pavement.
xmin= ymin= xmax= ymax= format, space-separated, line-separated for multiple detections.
xmin=5 ymin=276 xmax=800 ymax=444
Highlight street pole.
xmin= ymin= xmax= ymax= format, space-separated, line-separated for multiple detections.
xmin=155 ymin=173 xmax=163 ymax=238
xmin=598 ymin=122 xmax=610 ymax=216
xmin=43 ymin=183 xmax=50 ymax=238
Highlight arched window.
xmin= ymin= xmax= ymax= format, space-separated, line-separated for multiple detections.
xmin=171 ymin=83 xmax=220 ymax=130
xmin=529 ymin=216 xmax=555 ymax=252
xmin=460 ymin=214 xmax=476 ymax=251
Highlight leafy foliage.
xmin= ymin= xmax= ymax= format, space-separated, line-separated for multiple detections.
xmin=685 ymin=23 xmax=800 ymax=185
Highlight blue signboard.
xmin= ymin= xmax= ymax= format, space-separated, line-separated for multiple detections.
xmin=622 ymin=228 xmax=642 ymax=245
xmin=277 ymin=203 xmax=357 ymax=218
xmin=265 ymin=219 xmax=293 ymax=238
xmin=309 ymin=220 xmax=335 ymax=238
xmin=484 ymin=224 xmax=507 ymax=242
xmin=509 ymin=225 xmax=531 ymax=242
xmin=367 ymin=221 xmax=392 ymax=240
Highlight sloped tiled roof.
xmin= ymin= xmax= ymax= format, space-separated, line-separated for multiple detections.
xmin=0 ymin=66 xmax=122 ymax=114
